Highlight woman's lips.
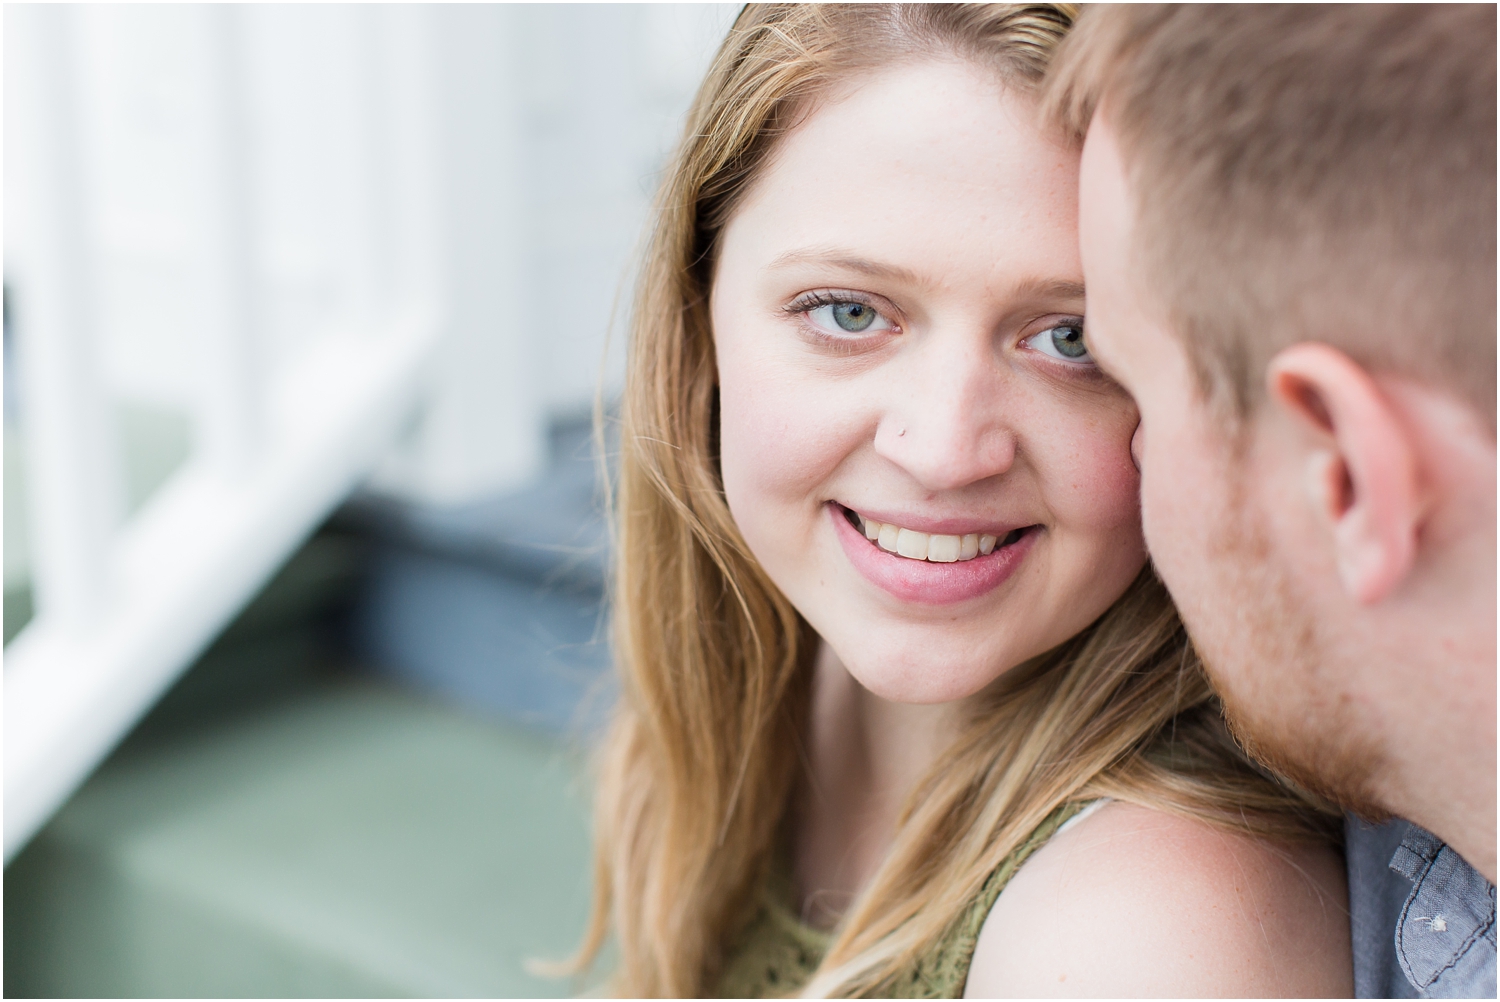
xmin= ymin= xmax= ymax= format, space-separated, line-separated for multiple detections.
xmin=829 ymin=503 xmax=1036 ymax=605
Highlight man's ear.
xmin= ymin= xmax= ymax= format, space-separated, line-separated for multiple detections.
xmin=1266 ymin=343 xmax=1419 ymax=604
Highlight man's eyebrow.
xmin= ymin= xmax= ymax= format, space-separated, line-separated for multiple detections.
xmin=767 ymin=247 xmax=924 ymax=286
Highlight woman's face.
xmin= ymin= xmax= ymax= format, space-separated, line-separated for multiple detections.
xmin=712 ymin=59 xmax=1146 ymax=705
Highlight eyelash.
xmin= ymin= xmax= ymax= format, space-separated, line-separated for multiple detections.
xmin=784 ymin=291 xmax=899 ymax=352
xmin=785 ymin=290 xmax=891 ymax=320
xmin=782 ymin=294 xmax=1096 ymax=377
xmin=1022 ymin=317 xmax=1094 ymax=366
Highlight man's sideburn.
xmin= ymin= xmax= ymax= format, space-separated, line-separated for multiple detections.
xmin=1192 ymin=449 xmax=1390 ymax=821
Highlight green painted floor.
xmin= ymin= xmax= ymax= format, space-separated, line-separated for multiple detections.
xmin=4 ymin=530 xmax=606 ymax=998
xmin=5 ymin=679 xmax=600 ymax=998
xmin=5 ymin=416 xmax=610 ymax=997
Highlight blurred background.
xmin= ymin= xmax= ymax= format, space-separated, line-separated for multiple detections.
xmin=3 ymin=5 xmax=738 ymax=996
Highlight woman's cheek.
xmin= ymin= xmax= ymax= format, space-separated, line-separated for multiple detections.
xmin=1039 ymin=406 xmax=1144 ymax=541
xmin=716 ymin=347 xmax=852 ymax=537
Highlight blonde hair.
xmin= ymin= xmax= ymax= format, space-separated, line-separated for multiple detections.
xmin=574 ymin=5 xmax=1338 ymax=996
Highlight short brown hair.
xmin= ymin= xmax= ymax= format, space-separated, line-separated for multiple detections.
xmin=1046 ymin=4 xmax=1496 ymax=425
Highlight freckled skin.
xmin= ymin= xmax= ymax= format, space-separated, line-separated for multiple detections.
xmin=711 ymin=60 xmax=1146 ymax=706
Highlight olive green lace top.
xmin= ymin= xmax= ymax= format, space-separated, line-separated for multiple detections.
xmin=715 ymin=800 xmax=1091 ymax=998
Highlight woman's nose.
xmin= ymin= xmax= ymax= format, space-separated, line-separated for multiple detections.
xmin=872 ymin=350 xmax=1018 ymax=491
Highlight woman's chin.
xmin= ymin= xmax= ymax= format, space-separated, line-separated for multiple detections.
xmin=796 ymin=586 xmax=1043 ymax=705
xmin=834 ymin=645 xmax=1014 ymax=705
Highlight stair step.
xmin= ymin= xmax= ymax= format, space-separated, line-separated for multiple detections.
xmin=4 ymin=680 xmax=599 ymax=998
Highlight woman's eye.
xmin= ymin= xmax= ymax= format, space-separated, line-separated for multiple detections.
xmin=1024 ymin=322 xmax=1092 ymax=364
xmin=806 ymin=301 xmax=893 ymax=334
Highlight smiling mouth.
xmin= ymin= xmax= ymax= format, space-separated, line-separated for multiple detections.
xmin=839 ymin=505 xmax=1032 ymax=563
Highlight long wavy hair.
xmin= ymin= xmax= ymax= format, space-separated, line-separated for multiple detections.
xmin=573 ymin=5 xmax=1340 ymax=997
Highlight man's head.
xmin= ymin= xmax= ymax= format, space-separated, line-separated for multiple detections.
xmin=1045 ymin=5 xmax=1496 ymax=823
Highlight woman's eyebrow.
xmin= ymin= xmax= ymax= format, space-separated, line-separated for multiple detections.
xmin=1007 ymin=278 xmax=1086 ymax=303
xmin=767 ymin=247 xmax=924 ymax=285
xmin=768 ymin=251 xmax=1084 ymax=304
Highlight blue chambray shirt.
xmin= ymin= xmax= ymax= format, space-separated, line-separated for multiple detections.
xmin=1347 ymin=816 xmax=1497 ymax=998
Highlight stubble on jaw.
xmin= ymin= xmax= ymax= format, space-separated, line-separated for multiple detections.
xmin=1194 ymin=461 xmax=1391 ymax=822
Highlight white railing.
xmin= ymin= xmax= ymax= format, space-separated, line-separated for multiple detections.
xmin=4 ymin=5 xmax=447 ymax=861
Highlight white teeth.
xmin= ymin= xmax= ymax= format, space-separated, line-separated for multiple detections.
xmin=927 ymin=533 xmax=961 ymax=562
xmin=895 ymin=528 xmax=929 ymax=559
xmin=853 ymin=512 xmax=1011 ymax=564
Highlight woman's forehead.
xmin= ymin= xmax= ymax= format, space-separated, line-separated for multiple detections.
xmin=718 ymin=59 xmax=1081 ymax=299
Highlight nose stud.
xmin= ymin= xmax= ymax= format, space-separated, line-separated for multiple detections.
xmin=897 ymin=426 xmax=906 ymax=437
